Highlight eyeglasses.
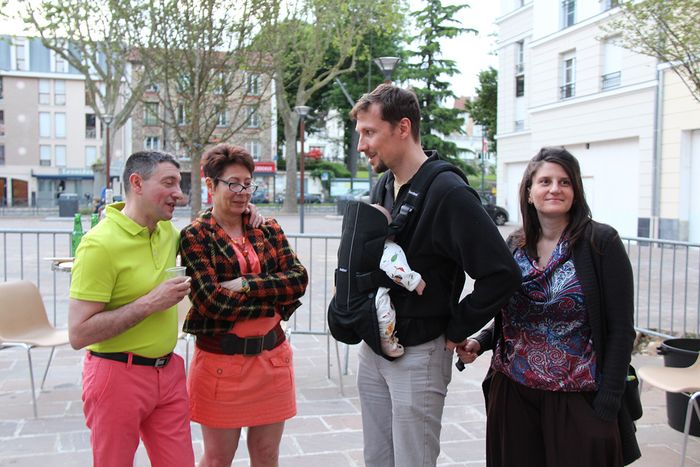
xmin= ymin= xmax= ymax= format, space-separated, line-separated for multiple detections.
xmin=216 ymin=179 xmax=258 ymax=194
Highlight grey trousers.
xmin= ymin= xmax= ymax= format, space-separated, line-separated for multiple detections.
xmin=357 ymin=335 xmax=453 ymax=467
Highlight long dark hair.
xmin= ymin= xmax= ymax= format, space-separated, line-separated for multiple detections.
xmin=514 ymin=147 xmax=592 ymax=257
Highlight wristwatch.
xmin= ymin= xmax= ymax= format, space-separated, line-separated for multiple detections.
xmin=240 ymin=277 xmax=250 ymax=294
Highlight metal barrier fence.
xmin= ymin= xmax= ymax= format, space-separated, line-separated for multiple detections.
xmin=1 ymin=227 xmax=698 ymax=343
xmin=623 ymin=237 xmax=700 ymax=339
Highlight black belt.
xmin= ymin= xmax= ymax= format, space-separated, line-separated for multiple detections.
xmin=89 ymin=351 xmax=172 ymax=368
xmin=196 ymin=324 xmax=284 ymax=356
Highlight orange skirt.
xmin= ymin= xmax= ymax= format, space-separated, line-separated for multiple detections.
xmin=187 ymin=339 xmax=296 ymax=429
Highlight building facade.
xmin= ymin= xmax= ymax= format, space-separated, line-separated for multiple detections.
xmin=0 ymin=35 xmax=277 ymax=208
xmin=0 ymin=36 xmax=128 ymax=208
xmin=495 ymin=0 xmax=665 ymax=239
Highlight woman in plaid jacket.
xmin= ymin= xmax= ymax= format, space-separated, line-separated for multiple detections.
xmin=180 ymin=144 xmax=308 ymax=466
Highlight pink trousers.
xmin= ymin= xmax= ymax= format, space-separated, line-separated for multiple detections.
xmin=81 ymin=352 xmax=194 ymax=467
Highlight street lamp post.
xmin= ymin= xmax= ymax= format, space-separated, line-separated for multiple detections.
xmin=373 ymin=56 xmax=401 ymax=84
xmin=368 ymin=57 xmax=401 ymax=189
xmin=294 ymin=105 xmax=311 ymax=233
xmin=102 ymin=114 xmax=114 ymax=190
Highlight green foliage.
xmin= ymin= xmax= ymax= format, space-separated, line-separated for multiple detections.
xmin=407 ymin=0 xmax=474 ymax=168
xmin=466 ymin=67 xmax=498 ymax=153
xmin=307 ymin=160 xmax=351 ymax=178
xmin=603 ymin=0 xmax=700 ymax=102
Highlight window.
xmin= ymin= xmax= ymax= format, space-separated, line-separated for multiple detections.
xmin=85 ymin=114 xmax=96 ymax=138
xmin=39 ymin=112 xmax=51 ymax=138
xmin=0 ymin=77 xmax=4 ymax=100
xmin=54 ymin=80 xmax=66 ymax=105
xmin=515 ymin=41 xmax=525 ymax=74
xmin=85 ymin=146 xmax=97 ymax=166
xmin=144 ymin=136 xmax=161 ymax=150
xmin=601 ymin=0 xmax=619 ymax=11
xmin=214 ymin=71 xmax=226 ymax=94
xmin=144 ymin=102 xmax=159 ymax=126
xmin=14 ymin=38 xmax=27 ymax=71
xmin=40 ymin=145 xmax=51 ymax=166
xmin=245 ymin=140 xmax=262 ymax=161
xmin=53 ymin=52 xmax=68 ymax=73
xmin=39 ymin=79 xmax=51 ymax=105
xmin=0 ymin=144 xmax=4 ymax=165
xmin=177 ymin=104 xmax=189 ymax=125
xmin=0 ymin=110 xmax=4 ymax=136
xmin=247 ymin=73 xmax=261 ymax=96
xmin=145 ymin=83 xmax=160 ymax=93
xmin=602 ymin=37 xmax=623 ymax=90
xmin=217 ymin=110 xmax=229 ymax=127
xmin=560 ymin=52 xmax=576 ymax=99
xmin=515 ymin=75 xmax=525 ymax=97
xmin=245 ymin=106 xmax=260 ymax=128
xmin=55 ymin=113 xmax=66 ymax=138
xmin=55 ymin=145 xmax=66 ymax=167
xmin=514 ymin=120 xmax=525 ymax=131
xmin=561 ymin=0 xmax=576 ymax=28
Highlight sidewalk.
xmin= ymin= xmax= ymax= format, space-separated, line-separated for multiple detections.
xmin=1 ymin=336 xmax=700 ymax=466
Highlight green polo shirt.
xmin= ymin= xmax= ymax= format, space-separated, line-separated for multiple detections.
xmin=70 ymin=202 xmax=179 ymax=357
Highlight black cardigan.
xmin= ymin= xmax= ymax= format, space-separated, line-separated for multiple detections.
xmin=473 ymin=220 xmax=641 ymax=464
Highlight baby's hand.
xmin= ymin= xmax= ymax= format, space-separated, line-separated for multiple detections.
xmin=415 ymin=279 xmax=426 ymax=295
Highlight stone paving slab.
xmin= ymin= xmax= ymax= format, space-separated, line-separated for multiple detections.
xmin=2 ymin=337 xmax=700 ymax=466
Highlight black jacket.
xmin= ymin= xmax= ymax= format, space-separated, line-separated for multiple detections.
xmin=372 ymin=152 xmax=521 ymax=346
xmin=474 ymin=220 xmax=640 ymax=464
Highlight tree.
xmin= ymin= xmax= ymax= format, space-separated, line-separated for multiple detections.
xmin=603 ymin=0 xmax=700 ymax=102
xmin=408 ymin=0 xmax=474 ymax=171
xmin=466 ymin=67 xmax=497 ymax=153
xmin=263 ymin=0 xmax=401 ymax=213
xmin=315 ymin=28 xmax=407 ymax=176
xmin=22 ymin=0 xmax=149 ymax=185
xmin=133 ymin=0 xmax=278 ymax=218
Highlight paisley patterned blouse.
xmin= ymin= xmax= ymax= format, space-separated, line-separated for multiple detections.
xmin=491 ymin=237 xmax=597 ymax=392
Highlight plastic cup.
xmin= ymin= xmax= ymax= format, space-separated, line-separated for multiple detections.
xmin=166 ymin=266 xmax=187 ymax=278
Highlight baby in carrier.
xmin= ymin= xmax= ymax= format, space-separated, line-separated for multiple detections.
xmin=371 ymin=204 xmax=426 ymax=357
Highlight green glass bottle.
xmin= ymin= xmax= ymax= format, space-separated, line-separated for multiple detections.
xmin=71 ymin=214 xmax=84 ymax=256
xmin=90 ymin=213 xmax=99 ymax=228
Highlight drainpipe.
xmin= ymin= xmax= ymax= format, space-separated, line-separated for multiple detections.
xmin=651 ymin=63 xmax=664 ymax=239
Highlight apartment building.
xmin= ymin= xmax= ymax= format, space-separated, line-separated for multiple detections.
xmin=0 ymin=36 xmax=128 ymax=207
xmin=129 ymin=69 xmax=277 ymax=198
xmin=495 ymin=0 xmax=660 ymax=238
xmin=0 ymin=35 xmax=277 ymax=208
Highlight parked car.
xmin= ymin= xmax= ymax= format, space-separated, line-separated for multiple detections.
xmin=251 ymin=190 xmax=270 ymax=204
xmin=335 ymin=188 xmax=369 ymax=202
xmin=274 ymin=192 xmax=323 ymax=204
xmin=481 ymin=198 xmax=509 ymax=226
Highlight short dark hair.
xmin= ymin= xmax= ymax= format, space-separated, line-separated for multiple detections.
xmin=515 ymin=147 xmax=592 ymax=255
xmin=123 ymin=151 xmax=180 ymax=193
xmin=202 ymin=144 xmax=255 ymax=183
xmin=350 ymin=84 xmax=421 ymax=142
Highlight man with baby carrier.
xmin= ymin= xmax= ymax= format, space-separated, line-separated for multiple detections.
xmin=338 ymin=83 xmax=520 ymax=467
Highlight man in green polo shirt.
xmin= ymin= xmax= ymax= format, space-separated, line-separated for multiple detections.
xmin=69 ymin=151 xmax=194 ymax=467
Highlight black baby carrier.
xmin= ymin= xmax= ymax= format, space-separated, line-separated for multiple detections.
xmin=327 ymin=157 xmax=470 ymax=360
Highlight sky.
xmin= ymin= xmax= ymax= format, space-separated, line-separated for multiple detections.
xmin=426 ymin=0 xmax=502 ymax=98
xmin=3 ymin=0 xmax=501 ymax=98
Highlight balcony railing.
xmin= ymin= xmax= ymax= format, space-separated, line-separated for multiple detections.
xmin=560 ymin=83 xmax=575 ymax=100
xmin=515 ymin=63 xmax=524 ymax=75
xmin=602 ymin=71 xmax=622 ymax=90
xmin=85 ymin=127 xmax=96 ymax=139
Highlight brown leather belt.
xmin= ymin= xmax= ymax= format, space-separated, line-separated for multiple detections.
xmin=196 ymin=324 xmax=285 ymax=356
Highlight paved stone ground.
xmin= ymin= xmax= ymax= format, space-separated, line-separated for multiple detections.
xmin=1 ymin=339 xmax=700 ymax=466
xmin=3 ymin=213 xmax=700 ymax=465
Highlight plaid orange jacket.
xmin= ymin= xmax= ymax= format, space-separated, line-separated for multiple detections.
xmin=180 ymin=209 xmax=308 ymax=335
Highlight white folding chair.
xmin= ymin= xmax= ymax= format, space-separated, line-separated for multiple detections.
xmin=0 ymin=280 xmax=70 ymax=417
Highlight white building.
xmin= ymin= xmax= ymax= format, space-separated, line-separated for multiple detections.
xmin=495 ymin=0 xmax=666 ymax=239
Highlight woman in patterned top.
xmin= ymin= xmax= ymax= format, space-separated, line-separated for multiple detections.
xmin=180 ymin=144 xmax=308 ymax=466
xmin=457 ymin=147 xmax=639 ymax=466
